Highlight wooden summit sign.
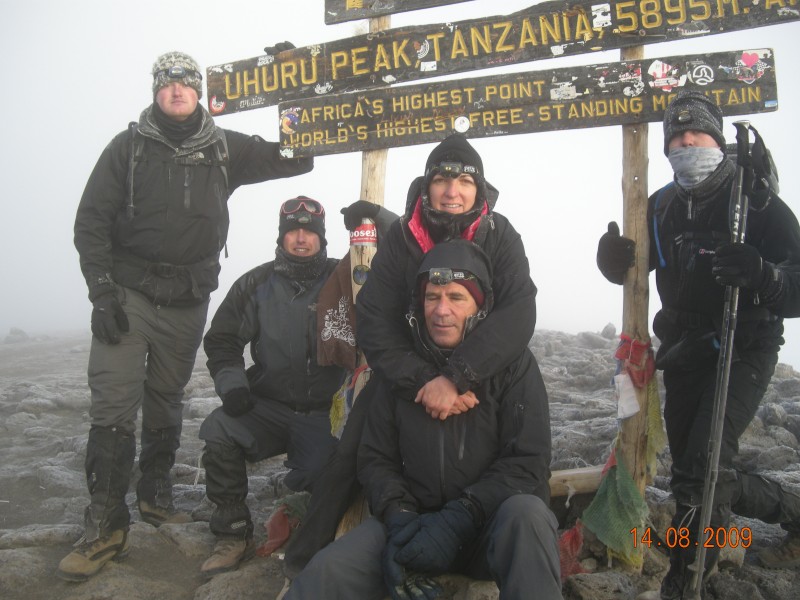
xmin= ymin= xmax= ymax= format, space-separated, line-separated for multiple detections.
xmin=325 ymin=0 xmax=474 ymax=25
xmin=277 ymin=48 xmax=777 ymax=157
xmin=206 ymin=0 xmax=797 ymax=115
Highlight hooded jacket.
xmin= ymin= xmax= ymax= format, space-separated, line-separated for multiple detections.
xmin=357 ymin=240 xmax=551 ymax=522
xmin=355 ymin=175 xmax=537 ymax=397
xmin=74 ymin=104 xmax=313 ymax=306
xmin=203 ymin=256 xmax=345 ymax=412
xmin=648 ymin=158 xmax=800 ymax=354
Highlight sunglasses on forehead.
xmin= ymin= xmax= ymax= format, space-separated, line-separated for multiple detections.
xmin=155 ymin=65 xmax=203 ymax=80
xmin=280 ymin=197 xmax=325 ymax=216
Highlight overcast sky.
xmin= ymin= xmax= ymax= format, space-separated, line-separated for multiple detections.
xmin=3 ymin=0 xmax=800 ymax=367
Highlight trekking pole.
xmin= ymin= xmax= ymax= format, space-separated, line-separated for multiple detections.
xmin=687 ymin=120 xmax=752 ymax=599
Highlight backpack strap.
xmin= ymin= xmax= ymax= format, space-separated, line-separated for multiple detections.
xmin=652 ymin=182 xmax=675 ymax=268
xmin=214 ymin=128 xmax=229 ymax=195
xmin=126 ymin=121 xmax=141 ymax=221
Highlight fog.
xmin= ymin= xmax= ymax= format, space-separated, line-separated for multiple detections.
xmin=3 ymin=0 xmax=800 ymax=367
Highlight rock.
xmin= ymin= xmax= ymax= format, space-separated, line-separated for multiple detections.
xmin=564 ymin=571 xmax=636 ymax=599
xmin=0 ymin=523 xmax=82 ymax=549
xmin=0 ymin=547 xmax=48 ymax=594
xmin=600 ymin=323 xmax=617 ymax=340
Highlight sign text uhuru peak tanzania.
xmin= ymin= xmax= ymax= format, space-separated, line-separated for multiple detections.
xmin=277 ymin=48 xmax=777 ymax=156
xmin=207 ymin=0 xmax=798 ymax=114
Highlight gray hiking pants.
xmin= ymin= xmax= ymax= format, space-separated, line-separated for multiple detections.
xmin=87 ymin=286 xmax=209 ymax=433
xmin=284 ymin=494 xmax=563 ymax=600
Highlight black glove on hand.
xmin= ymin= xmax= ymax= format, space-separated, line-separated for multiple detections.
xmin=264 ymin=41 xmax=295 ymax=54
xmin=597 ymin=221 xmax=635 ymax=285
xmin=712 ymin=243 xmax=764 ymax=289
xmin=91 ymin=293 xmax=129 ymax=345
xmin=221 ymin=387 xmax=254 ymax=417
xmin=394 ymin=499 xmax=478 ymax=575
xmin=341 ymin=200 xmax=380 ymax=231
xmin=383 ymin=511 xmax=420 ymax=600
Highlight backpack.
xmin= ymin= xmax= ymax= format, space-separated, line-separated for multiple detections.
xmin=124 ymin=121 xmax=229 ymax=220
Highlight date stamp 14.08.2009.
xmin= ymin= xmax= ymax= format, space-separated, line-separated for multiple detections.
xmin=630 ymin=526 xmax=752 ymax=549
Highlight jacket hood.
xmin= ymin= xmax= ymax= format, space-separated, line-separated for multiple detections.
xmin=407 ymin=239 xmax=494 ymax=360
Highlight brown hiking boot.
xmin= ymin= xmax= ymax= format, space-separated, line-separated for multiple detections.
xmin=57 ymin=529 xmax=129 ymax=582
xmin=758 ymin=532 xmax=800 ymax=569
xmin=138 ymin=499 xmax=192 ymax=527
xmin=200 ymin=538 xmax=256 ymax=578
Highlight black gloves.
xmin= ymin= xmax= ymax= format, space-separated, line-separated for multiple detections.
xmin=394 ymin=499 xmax=479 ymax=575
xmin=221 ymin=387 xmax=254 ymax=417
xmin=341 ymin=200 xmax=380 ymax=231
xmin=383 ymin=511 xmax=420 ymax=599
xmin=91 ymin=293 xmax=129 ymax=345
xmin=597 ymin=221 xmax=635 ymax=285
xmin=264 ymin=41 xmax=295 ymax=54
xmin=712 ymin=243 xmax=765 ymax=289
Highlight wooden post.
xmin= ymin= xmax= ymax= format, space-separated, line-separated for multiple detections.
xmin=617 ymin=43 xmax=651 ymax=570
xmin=335 ymin=15 xmax=391 ymax=537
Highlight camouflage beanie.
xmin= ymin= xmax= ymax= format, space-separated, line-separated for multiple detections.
xmin=663 ymin=91 xmax=725 ymax=155
xmin=151 ymin=51 xmax=203 ymax=99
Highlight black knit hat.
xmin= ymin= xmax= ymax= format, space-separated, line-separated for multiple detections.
xmin=663 ymin=91 xmax=725 ymax=155
xmin=277 ymin=196 xmax=327 ymax=247
xmin=423 ymin=134 xmax=487 ymax=206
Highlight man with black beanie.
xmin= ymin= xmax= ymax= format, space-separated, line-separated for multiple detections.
xmin=64 ymin=51 xmax=312 ymax=581
xmin=596 ymin=90 xmax=800 ymax=598
xmin=197 ymin=196 xmax=345 ymax=577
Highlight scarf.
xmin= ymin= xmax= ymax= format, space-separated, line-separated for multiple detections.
xmin=274 ymin=246 xmax=328 ymax=290
xmin=668 ymin=146 xmax=725 ymax=190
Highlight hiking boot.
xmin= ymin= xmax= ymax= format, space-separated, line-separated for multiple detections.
xmin=200 ymin=538 xmax=256 ymax=578
xmin=138 ymin=499 xmax=192 ymax=527
xmin=758 ymin=532 xmax=800 ymax=569
xmin=57 ymin=529 xmax=129 ymax=582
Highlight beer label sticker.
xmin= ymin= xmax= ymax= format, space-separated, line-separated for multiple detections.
xmin=350 ymin=222 xmax=378 ymax=246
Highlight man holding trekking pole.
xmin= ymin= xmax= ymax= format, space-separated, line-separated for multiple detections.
xmin=597 ymin=91 xmax=800 ymax=598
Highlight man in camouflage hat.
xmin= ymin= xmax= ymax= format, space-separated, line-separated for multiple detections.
xmin=62 ymin=51 xmax=313 ymax=581
xmin=597 ymin=90 xmax=800 ymax=598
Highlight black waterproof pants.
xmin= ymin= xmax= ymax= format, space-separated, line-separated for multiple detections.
xmin=282 ymin=376 xmax=376 ymax=576
xmin=284 ymin=495 xmax=562 ymax=600
xmin=662 ymin=347 xmax=800 ymax=586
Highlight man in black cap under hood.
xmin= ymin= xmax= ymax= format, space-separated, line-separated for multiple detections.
xmin=282 ymin=133 xmax=537 ymax=577
xmin=284 ymin=239 xmax=560 ymax=600
xmin=64 ymin=50 xmax=312 ymax=581
xmin=197 ymin=197 xmax=345 ymax=577
xmin=597 ymin=90 xmax=800 ymax=598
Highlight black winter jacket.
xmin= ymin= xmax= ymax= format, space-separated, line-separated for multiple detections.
xmin=356 ymin=176 xmax=537 ymax=397
xmin=357 ymin=333 xmax=551 ymax=523
xmin=648 ymin=160 xmax=800 ymax=354
xmin=74 ymin=104 xmax=313 ymax=306
xmin=203 ymin=258 xmax=345 ymax=412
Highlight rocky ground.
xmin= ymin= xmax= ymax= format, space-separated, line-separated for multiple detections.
xmin=1 ymin=327 xmax=799 ymax=599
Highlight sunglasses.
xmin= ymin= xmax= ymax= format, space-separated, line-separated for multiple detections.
xmin=280 ymin=197 xmax=325 ymax=216
xmin=155 ymin=65 xmax=203 ymax=80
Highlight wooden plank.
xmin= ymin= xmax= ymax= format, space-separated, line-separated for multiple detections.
xmin=206 ymin=0 xmax=797 ymax=114
xmin=549 ymin=466 xmax=604 ymax=498
xmin=278 ymin=48 xmax=777 ymax=157
xmin=325 ymin=0 xmax=475 ymax=25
